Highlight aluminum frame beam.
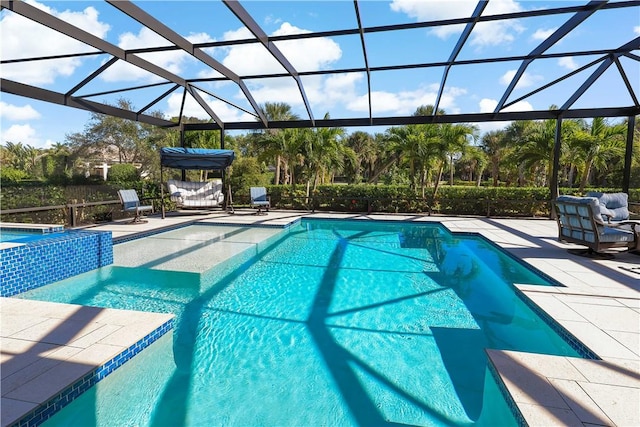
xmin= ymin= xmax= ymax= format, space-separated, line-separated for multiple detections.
xmin=223 ymin=0 xmax=315 ymax=126
xmin=105 ymin=0 xmax=267 ymax=127
xmin=354 ymin=0 xmax=372 ymax=125
xmin=182 ymin=106 xmax=640 ymax=131
xmin=494 ymin=0 xmax=606 ymax=114
xmin=1 ymin=78 xmax=176 ymax=128
xmin=434 ymin=1 xmax=488 ymax=115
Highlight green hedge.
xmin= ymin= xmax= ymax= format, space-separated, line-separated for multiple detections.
xmin=0 ymin=181 xmax=163 ymax=225
xmin=1 ymin=181 xmax=638 ymax=224
xmin=266 ymin=185 xmax=639 ymax=217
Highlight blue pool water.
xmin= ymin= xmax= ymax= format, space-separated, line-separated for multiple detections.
xmin=20 ymin=219 xmax=583 ymax=426
xmin=0 ymin=230 xmax=62 ymax=243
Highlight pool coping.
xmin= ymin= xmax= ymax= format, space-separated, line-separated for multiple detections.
xmin=0 ymin=223 xmax=65 ymax=234
xmin=2 ymin=210 xmax=638 ymax=426
xmin=1 ymin=299 xmax=174 ymax=427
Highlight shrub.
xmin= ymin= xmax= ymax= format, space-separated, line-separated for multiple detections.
xmin=0 ymin=167 xmax=28 ymax=183
xmin=108 ymin=164 xmax=139 ymax=184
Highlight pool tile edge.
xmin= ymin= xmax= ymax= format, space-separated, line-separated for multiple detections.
xmin=7 ymin=316 xmax=174 ymax=427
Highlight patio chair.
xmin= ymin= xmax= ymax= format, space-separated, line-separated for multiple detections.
xmin=553 ymin=195 xmax=638 ymax=257
xmin=118 ymin=189 xmax=153 ymax=224
xmin=249 ymin=187 xmax=270 ymax=215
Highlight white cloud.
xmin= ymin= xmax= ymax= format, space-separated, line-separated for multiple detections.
xmin=500 ymin=69 xmax=543 ymax=89
xmin=0 ymin=0 xmax=110 ymax=85
xmin=634 ymin=26 xmax=640 ymax=35
xmin=246 ymin=77 xmax=309 ymax=108
xmin=164 ymin=92 xmax=254 ymax=123
xmin=532 ymin=28 xmax=556 ymax=41
xmin=347 ymin=85 xmax=466 ymax=116
xmin=99 ymin=28 xmax=216 ymax=83
xmin=0 ymin=102 xmax=41 ymax=121
xmin=322 ymin=73 xmax=361 ymax=104
xmin=477 ymin=97 xmax=533 ymax=134
xmin=0 ymin=124 xmax=49 ymax=148
xmin=207 ymin=22 xmax=344 ymax=118
xmin=221 ymin=23 xmax=341 ymax=76
xmin=558 ymin=57 xmax=578 ymax=71
xmin=480 ymin=98 xmax=533 ymax=114
xmin=390 ymin=0 xmax=525 ymax=47
xmin=479 ymin=98 xmax=499 ymax=113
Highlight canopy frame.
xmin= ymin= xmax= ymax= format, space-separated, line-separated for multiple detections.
xmin=160 ymin=147 xmax=235 ymax=218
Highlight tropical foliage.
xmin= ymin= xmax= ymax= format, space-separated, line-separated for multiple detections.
xmin=1 ymin=100 xmax=638 ymax=213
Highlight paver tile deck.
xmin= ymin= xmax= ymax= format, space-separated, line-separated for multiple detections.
xmin=3 ymin=210 xmax=639 ymax=426
xmin=0 ymin=298 xmax=173 ymax=427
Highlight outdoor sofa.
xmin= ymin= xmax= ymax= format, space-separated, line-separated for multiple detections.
xmin=167 ymin=179 xmax=224 ymax=209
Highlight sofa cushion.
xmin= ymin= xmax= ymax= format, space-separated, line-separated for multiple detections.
xmin=166 ymin=179 xmax=223 ymax=207
xmin=586 ymin=192 xmax=629 ymax=222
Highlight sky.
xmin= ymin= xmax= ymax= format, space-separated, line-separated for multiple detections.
xmin=1 ymin=0 xmax=639 ymax=149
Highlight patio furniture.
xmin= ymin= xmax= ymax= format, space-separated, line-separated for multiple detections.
xmin=160 ymin=148 xmax=235 ymax=218
xmin=167 ymin=179 xmax=224 ymax=209
xmin=250 ymin=187 xmax=270 ymax=215
xmin=118 ymin=189 xmax=153 ymax=224
xmin=553 ymin=195 xmax=638 ymax=257
xmin=586 ymin=191 xmax=630 ymax=222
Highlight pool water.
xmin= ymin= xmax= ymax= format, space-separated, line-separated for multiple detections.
xmin=0 ymin=230 xmax=61 ymax=244
xmin=21 ymin=219 xmax=581 ymax=426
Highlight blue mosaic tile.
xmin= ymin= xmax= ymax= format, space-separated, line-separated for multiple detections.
xmin=513 ymin=287 xmax=599 ymax=360
xmin=11 ymin=318 xmax=173 ymax=427
xmin=0 ymin=230 xmax=113 ymax=297
xmin=487 ymin=360 xmax=528 ymax=427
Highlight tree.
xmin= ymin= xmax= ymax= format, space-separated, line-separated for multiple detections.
xmin=257 ymin=102 xmax=300 ymax=185
xmin=574 ymin=117 xmax=626 ymax=190
xmin=344 ymin=131 xmax=377 ymax=183
xmin=511 ymin=108 xmax=569 ymax=187
xmin=0 ymin=142 xmax=45 ymax=179
xmin=458 ymin=145 xmax=488 ymax=186
xmin=303 ymin=114 xmax=352 ymax=190
xmin=431 ymin=122 xmax=477 ymax=197
xmin=228 ymin=156 xmax=271 ymax=196
xmin=480 ymin=130 xmax=509 ymax=186
xmin=108 ymin=163 xmax=140 ymax=184
xmin=65 ymin=98 xmax=166 ymax=178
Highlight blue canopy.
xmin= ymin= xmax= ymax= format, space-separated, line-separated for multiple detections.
xmin=160 ymin=147 xmax=235 ymax=170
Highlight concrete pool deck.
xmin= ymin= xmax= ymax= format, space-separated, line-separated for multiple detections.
xmin=2 ymin=210 xmax=638 ymax=426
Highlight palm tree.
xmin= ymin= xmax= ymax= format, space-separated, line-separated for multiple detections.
xmin=503 ymin=120 xmax=535 ymax=186
xmin=303 ymin=113 xmax=351 ymax=190
xmin=431 ymin=122 xmax=477 ymax=197
xmin=480 ymin=130 xmax=509 ymax=186
xmin=561 ymin=119 xmax=589 ymax=187
xmin=2 ymin=142 xmax=46 ymax=178
xmin=366 ymin=132 xmax=403 ymax=184
xmin=386 ymin=125 xmax=422 ymax=190
xmin=459 ymin=146 xmax=488 ymax=186
xmin=574 ymin=117 xmax=626 ymax=190
xmin=345 ymin=131 xmax=376 ymax=183
xmin=258 ymin=102 xmax=300 ymax=185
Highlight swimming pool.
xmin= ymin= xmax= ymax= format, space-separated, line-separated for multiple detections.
xmin=0 ymin=229 xmax=63 ymax=244
xmin=19 ymin=219 xmax=586 ymax=426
